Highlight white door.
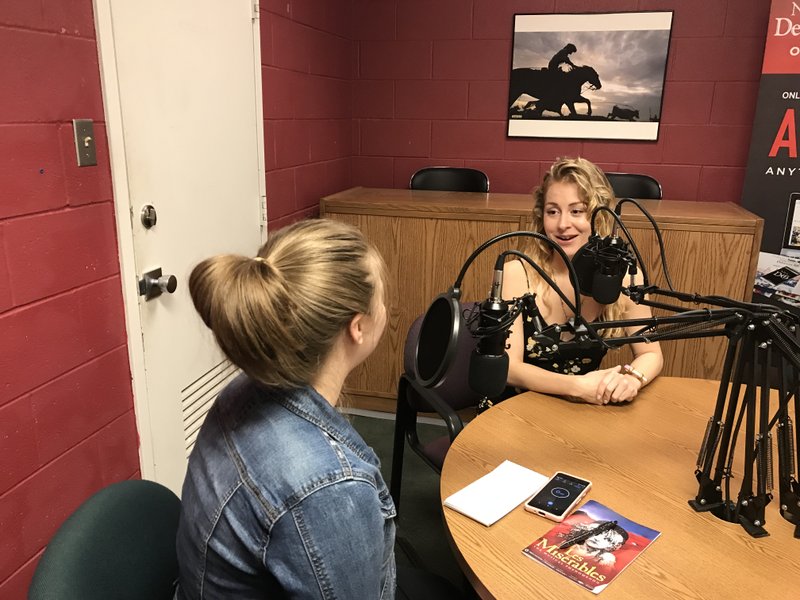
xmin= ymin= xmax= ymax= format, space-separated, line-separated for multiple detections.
xmin=95 ymin=0 xmax=266 ymax=494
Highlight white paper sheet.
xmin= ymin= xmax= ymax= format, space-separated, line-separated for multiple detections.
xmin=443 ymin=460 xmax=548 ymax=527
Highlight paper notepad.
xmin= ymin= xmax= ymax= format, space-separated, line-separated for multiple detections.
xmin=443 ymin=460 xmax=548 ymax=526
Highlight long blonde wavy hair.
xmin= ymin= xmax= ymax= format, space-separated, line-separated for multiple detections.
xmin=525 ymin=157 xmax=626 ymax=335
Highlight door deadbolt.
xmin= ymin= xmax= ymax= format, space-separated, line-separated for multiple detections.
xmin=138 ymin=267 xmax=177 ymax=300
xmin=141 ymin=204 xmax=158 ymax=229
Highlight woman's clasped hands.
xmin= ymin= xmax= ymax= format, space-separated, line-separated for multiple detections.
xmin=570 ymin=365 xmax=642 ymax=405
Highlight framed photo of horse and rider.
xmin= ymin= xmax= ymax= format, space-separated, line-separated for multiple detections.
xmin=508 ymin=11 xmax=673 ymax=141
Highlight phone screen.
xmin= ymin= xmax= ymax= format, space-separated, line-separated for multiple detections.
xmin=526 ymin=472 xmax=590 ymax=517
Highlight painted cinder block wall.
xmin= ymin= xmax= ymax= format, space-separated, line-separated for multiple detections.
xmin=262 ymin=0 xmax=771 ymax=228
xmin=0 ymin=2 xmax=139 ymax=597
xmin=260 ymin=0 xmax=356 ymax=230
xmin=350 ymin=0 xmax=772 ymax=202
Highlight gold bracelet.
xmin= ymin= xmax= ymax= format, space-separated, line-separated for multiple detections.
xmin=622 ymin=364 xmax=648 ymax=385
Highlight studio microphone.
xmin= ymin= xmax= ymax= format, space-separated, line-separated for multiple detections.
xmin=571 ymin=234 xmax=601 ymax=295
xmin=468 ymin=256 xmax=511 ymax=399
xmin=591 ymin=236 xmax=629 ymax=304
xmin=571 ymin=207 xmax=632 ymax=304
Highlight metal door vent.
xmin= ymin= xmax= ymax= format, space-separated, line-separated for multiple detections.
xmin=182 ymin=359 xmax=239 ymax=456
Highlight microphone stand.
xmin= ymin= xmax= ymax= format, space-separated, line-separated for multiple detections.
xmin=686 ymin=308 xmax=800 ymax=539
xmin=618 ymin=285 xmax=798 ymax=537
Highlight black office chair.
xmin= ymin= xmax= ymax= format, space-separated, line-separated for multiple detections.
xmin=390 ymin=303 xmax=482 ymax=514
xmin=409 ymin=167 xmax=489 ymax=193
xmin=605 ymin=172 xmax=662 ymax=200
xmin=28 ymin=479 xmax=182 ymax=600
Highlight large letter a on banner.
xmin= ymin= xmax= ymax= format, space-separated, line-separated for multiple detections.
xmin=769 ymin=108 xmax=797 ymax=158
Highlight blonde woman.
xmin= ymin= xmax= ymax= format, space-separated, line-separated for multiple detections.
xmin=176 ymin=219 xmax=458 ymax=599
xmin=502 ymin=157 xmax=663 ymax=404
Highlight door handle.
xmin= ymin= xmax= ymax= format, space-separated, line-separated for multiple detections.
xmin=138 ymin=267 xmax=178 ymax=300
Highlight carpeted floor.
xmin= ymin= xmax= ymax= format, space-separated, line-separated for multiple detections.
xmin=348 ymin=412 xmax=469 ymax=593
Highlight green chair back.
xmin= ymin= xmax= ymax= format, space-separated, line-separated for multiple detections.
xmin=28 ymin=479 xmax=181 ymax=600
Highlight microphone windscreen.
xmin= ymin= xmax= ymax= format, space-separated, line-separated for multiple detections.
xmin=415 ymin=294 xmax=460 ymax=387
xmin=592 ymin=271 xmax=625 ymax=304
xmin=468 ymin=350 xmax=509 ymax=399
xmin=571 ymin=241 xmax=596 ymax=296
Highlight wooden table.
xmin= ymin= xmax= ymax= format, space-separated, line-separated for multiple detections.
xmin=440 ymin=377 xmax=798 ymax=599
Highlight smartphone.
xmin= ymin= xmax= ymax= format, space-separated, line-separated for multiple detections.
xmin=524 ymin=472 xmax=592 ymax=522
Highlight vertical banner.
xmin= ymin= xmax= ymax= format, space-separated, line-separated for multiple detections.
xmin=743 ymin=1 xmax=800 ymax=309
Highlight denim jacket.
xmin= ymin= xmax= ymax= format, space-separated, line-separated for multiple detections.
xmin=176 ymin=375 xmax=397 ymax=599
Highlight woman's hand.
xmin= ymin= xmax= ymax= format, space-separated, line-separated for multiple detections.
xmin=568 ymin=366 xmax=641 ymax=405
xmin=595 ymin=366 xmax=642 ymax=404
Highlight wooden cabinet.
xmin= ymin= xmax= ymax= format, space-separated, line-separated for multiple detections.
xmin=321 ymin=187 xmax=763 ymax=411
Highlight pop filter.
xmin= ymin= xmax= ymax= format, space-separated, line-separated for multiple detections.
xmin=414 ymin=292 xmax=462 ymax=387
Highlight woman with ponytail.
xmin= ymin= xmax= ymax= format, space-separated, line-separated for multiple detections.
xmin=176 ymin=219 xmax=458 ymax=599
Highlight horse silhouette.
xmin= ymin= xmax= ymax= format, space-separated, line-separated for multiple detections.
xmin=508 ymin=65 xmax=602 ymax=118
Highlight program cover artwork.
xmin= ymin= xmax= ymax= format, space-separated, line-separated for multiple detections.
xmin=522 ymin=500 xmax=660 ymax=594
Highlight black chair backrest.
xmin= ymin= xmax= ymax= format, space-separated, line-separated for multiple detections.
xmin=28 ymin=479 xmax=181 ymax=600
xmin=605 ymin=172 xmax=662 ymax=200
xmin=409 ymin=167 xmax=489 ymax=193
xmin=403 ymin=303 xmax=482 ymax=412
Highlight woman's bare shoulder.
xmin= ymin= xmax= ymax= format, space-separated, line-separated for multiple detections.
xmin=502 ymin=258 xmax=531 ymax=296
xmin=503 ymin=257 xmax=527 ymax=277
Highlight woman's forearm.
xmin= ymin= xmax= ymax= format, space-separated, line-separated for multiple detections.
xmin=628 ymin=349 xmax=663 ymax=387
xmin=506 ymin=360 xmax=581 ymax=397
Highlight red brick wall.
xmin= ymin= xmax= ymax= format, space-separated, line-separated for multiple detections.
xmin=350 ymin=0 xmax=771 ymax=201
xmin=0 ymin=2 xmax=139 ymax=596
